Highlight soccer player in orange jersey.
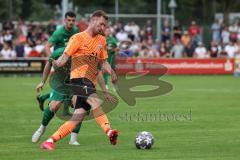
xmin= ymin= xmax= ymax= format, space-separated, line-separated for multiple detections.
xmin=40 ymin=10 xmax=118 ymax=150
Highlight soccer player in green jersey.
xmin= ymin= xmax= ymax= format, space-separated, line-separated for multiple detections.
xmin=36 ymin=11 xmax=79 ymax=109
xmin=103 ymin=26 xmax=118 ymax=91
xmin=32 ymin=12 xmax=81 ymax=145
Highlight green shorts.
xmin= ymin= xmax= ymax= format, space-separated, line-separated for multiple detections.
xmin=49 ymin=90 xmax=72 ymax=102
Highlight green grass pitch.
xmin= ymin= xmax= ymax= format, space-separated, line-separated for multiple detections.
xmin=0 ymin=75 xmax=239 ymax=160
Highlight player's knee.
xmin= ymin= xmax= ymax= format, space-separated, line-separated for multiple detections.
xmin=70 ymin=108 xmax=86 ymax=122
xmin=49 ymin=101 xmax=60 ymax=112
xmin=87 ymin=94 xmax=102 ymax=108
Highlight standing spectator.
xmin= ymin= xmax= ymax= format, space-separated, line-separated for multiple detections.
xmin=77 ymin=18 xmax=88 ymax=32
xmin=47 ymin=18 xmax=56 ymax=36
xmin=194 ymin=42 xmax=208 ymax=58
xmin=144 ymin=20 xmax=153 ymax=40
xmin=224 ymin=41 xmax=238 ymax=58
xmin=211 ymin=19 xmax=221 ymax=43
xmin=170 ymin=40 xmax=184 ymax=58
xmin=130 ymin=21 xmax=140 ymax=41
xmin=188 ymin=21 xmax=201 ymax=46
xmin=161 ymin=19 xmax=171 ymax=42
xmin=229 ymin=20 xmax=238 ymax=43
xmin=0 ymin=41 xmax=16 ymax=59
xmin=139 ymin=30 xmax=147 ymax=42
xmin=16 ymin=20 xmax=28 ymax=37
xmin=173 ymin=20 xmax=182 ymax=42
xmin=114 ymin=21 xmax=124 ymax=33
xmin=124 ymin=22 xmax=135 ymax=41
xmin=221 ymin=26 xmax=230 ymax=45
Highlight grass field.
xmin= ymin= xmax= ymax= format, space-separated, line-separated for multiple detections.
xmin=0 ymin=75 xmax=240 ymax=160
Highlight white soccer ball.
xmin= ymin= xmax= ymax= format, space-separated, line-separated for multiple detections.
xmin=135 ymin=131 xmax=154 ymax=149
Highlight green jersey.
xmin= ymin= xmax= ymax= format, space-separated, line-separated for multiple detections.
xmin=48 ymin=26 xmax=78 ymax=50
xmin=106 ymin=36 xmax=118 ymax=67
xmin=48 ymin=47 xmax=71 ymax=95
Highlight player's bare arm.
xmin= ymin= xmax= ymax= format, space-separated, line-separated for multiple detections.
xmin=102 ymin=60 xmax=117 ymax=83
xmin=97 ymin=70 xmax=116 ymax=103
xmin=44 ymin=42 xmax=53 ymax=57
xmin=52 ymin=52 xmax=69 ymax=68
xmin=36 ymin=62 xmax=51 ymax=93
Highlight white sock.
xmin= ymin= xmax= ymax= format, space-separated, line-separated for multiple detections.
xmin=70 ymin=132 xmax=78 ymax=142
xmin=39 ymin=124 xmax=46 ymax=131
xmin=46 ymin=138 xmax=54 ymax=143
xmin=106 ymin=85 xmax=109 ymax=90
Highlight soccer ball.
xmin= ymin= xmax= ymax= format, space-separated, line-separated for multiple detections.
xmin=135 ymin=131 xmax=154 ymax=149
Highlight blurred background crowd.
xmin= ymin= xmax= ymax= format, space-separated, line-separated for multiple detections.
xmin=1 ymin=17 xmax=240 ymax=59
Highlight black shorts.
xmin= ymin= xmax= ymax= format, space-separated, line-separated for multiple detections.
xmin=70 ymin=78 xmax=96 ymax=111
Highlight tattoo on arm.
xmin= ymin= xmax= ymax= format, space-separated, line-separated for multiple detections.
xmin=56 ymin=53 xmax=69 ymax=67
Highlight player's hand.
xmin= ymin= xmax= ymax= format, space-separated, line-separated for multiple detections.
xmin=103 ymin=91 xmax=117 ymax=104
xmin=111 ymin=71 xmax=117 ymax=84
xmin=52 ymin=60 xmax=59 ymax=69
xmin=36 ymin=81 xmax=44 ymax=93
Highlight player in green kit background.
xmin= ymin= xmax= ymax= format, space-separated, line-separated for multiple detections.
xmin=104 ymin=26 xmax=118 ymax=91
xmin=32 ymin=12 xmax=81 ymax=145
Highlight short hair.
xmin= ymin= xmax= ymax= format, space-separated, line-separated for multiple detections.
xmin=90 ymin=10 xmax=108 ymax=21
xmin=65 ymin=11 xmax=76 ymax=18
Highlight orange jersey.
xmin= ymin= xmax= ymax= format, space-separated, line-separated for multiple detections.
xmin=64 ymin=31 xmax=108 ymax=85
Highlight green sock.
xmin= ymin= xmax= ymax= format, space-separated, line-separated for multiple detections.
xmin=72 ymin=122 xmax=82 ymax=133
xmin=40 ymin=93 xmax=50 ymax=101
xmin=41 ymin=106 xmax=54 ymax=126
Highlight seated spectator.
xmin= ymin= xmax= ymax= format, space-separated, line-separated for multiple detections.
xmin=184 ymin=43 xmax=195 ymax=58
xmin=170 ymin=39 xmax=184 ymax=58
xmin=34 ymin=40 xmax=45 ymax=56
xmin=118 ymin=40 xmax=133 ymax=57
xmin=159 ymin=42 xmax=170 ymax=58
xmin=24 ymin=43 xmax=33 ymax=57
xmin=116 ymin=29 xmax=128 ymax=42
xmin=194 ymin=42 xmax=208 ymax=58
xmin=181 ymin=31 xmax=191 ymax=47
xmin=208 ymin=41 xmax=221 ymax=58
xmin=15 ymin=39 xmax=25 ymax=58
xmin=139 ymin=45 xmax=149 ymax=58
xmin=224 ymin=41 xmax=238 ymax=58
xmin=0 ymin=41 xmax=16 ymax=59
xmin=146 ymin=39 xmax=160 ymax=58
xmin=129 ymin=42 xmax=141 ymax=57
xmin=3 ymin=30 xmax=13 ymax=44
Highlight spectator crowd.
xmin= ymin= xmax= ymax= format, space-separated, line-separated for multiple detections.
xmin=1 ymin=17 xmax=240 ymax=59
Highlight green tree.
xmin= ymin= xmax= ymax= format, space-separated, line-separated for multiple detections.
xmin=0 ymin=0 xmax=22 ymax=22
